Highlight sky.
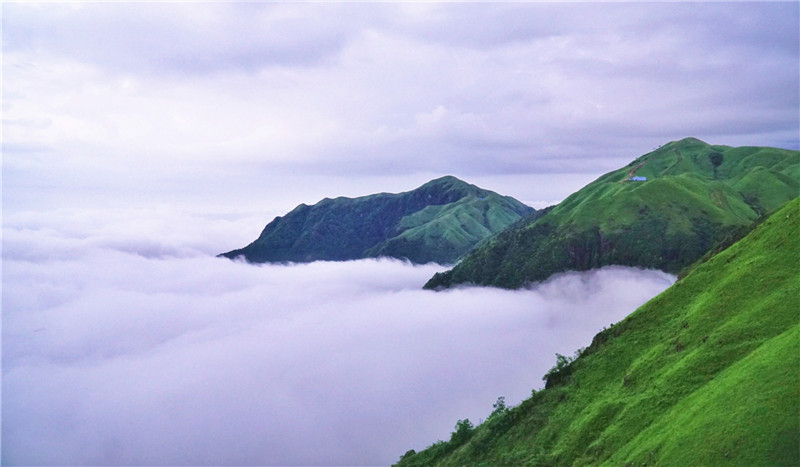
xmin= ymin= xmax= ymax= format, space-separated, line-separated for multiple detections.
xmin=3 ymin=1 xmax=799 ymax=216
xmin=1 ymin=2 xmax=798 ymax=466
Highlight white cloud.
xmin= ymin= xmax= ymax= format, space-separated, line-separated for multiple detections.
xmin=3 ymin=2 xmax=797 ymax=213
xmin=2 ymin=209 xmax=675 ymax=466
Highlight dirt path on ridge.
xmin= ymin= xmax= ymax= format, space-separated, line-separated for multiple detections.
xmin=619 ymin=161 xmax=648 ymax=183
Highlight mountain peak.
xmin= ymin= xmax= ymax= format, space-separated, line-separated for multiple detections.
xmin=655 ymin=137 xmax=710 ymax=153
xmin=418 ymin=175 xmax=487 ymax=198
xmin=675 ymin=136 xmax=708 ymax=145
xmin=428 ymin=175 xmax=463 ymax=184
xmin=420 ymin=175 xmax=470 ymax=190
xmin=425 ymin=141 xmax=799 ymax=289
xmin=220 ymin=176 xmax=532 ymax=264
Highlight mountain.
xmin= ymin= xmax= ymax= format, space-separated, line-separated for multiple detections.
xmin=425 ymin=138 xmax=799 ymax=289
xmin=396 ymin=197 xmax=799 ymax=467
xmin=220 ymin=176 xmax=533 ymax=265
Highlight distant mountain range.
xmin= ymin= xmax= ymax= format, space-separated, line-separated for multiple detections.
xmin=425 ymin=137 xmax=799 ymax=289
xmin=222 ymin=139 xmax=798 ymax=280
xmin=220 ymin=176 xmax=533 ymax=265
xmin=395 ymin=196 xmax=800 ymax=467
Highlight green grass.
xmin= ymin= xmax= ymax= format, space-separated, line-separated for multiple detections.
xmin=365 ymin=192 xmax=530 ymax=264
xmin=220 ymin=176 xmax=533 ymax=264
xmin=426 ymin=138 xmax=799 ymax=289
xmin=608 ymin=325 xmax=799 ymax=466
xmin=397 ymin=197 xmax=800 ymax=467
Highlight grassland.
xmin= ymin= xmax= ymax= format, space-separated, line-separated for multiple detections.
xmin=396 ymin=197 xmax=799 ymax=466
xmin=426 ymin=138 xmax=799 ymax=289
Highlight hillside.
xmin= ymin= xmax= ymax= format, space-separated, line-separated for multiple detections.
xmin=425 ymin=138 xmax=799 ymax=289
xmin=220 ymin=176 xmax=533 ymax=264
xmin=396 ymin=197 xmax=800 ymax=467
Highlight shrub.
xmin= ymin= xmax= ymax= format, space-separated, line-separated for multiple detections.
xmin=450 ymin=419 xmax=475 ymax=445
xmin=543 ymin=353 xmax=576 ymax=389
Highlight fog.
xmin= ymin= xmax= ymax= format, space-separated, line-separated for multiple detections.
xmin=2 ymin=209 xmax=674 ymax=466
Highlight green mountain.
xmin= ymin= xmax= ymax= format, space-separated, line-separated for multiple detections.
xmin=425 ymin=138 xmax=799 ymax=289
xmin=396 ymin=197 xmax=800 ymax=467
xmin=220 ymin=176 xmax=533 ymax=264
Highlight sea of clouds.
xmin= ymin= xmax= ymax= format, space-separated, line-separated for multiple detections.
xmin=2 ymin=207 xmax=675 ymax=466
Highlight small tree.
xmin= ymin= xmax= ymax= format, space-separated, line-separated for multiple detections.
xmin=398 ymin=449 xmax=416 ymax=462
xmin=450 ymin=418 xmax=474 ymax=445
xmin=489 ymin=396 xmax=508 ymax=419
xmin=543 ymin=353 xmax=575 ymax=389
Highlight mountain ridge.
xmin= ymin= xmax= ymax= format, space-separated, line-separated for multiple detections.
xmin=425 ymin=138 xmax=799 ymax=289
xmin=220 ymin=175 xmax=534 ymax=265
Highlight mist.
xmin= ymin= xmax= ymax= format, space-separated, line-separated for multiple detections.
xmin=2 ymin=209 xmax=674 ymax=466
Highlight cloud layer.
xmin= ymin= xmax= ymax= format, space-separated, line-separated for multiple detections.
xmin=3 ymin=210 xmax=674 ymax=466
xmin=3 ymin=2 xmax=798 ymax=215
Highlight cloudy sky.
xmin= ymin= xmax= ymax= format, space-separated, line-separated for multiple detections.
xmin=2 ymin=2 xmax=798 ymax=466
xmin=4 ymin=1 xmax=798 ymax=216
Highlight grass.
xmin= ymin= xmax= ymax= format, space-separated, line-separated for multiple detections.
xmin=366 ymin=192 xmax=530 ymax=264
xmin=398 ymin=197 xmax=800 ymax=466
xmin=426 ymin=138 xmax=799 ymax=289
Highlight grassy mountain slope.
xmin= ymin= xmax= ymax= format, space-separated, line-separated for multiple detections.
xmin=220 ymin=176 xmax=533 ymax=264
xmin=425 ymin=138 xmax=799 ymax=289
xmin=396 ymin=197 xmax=800 ymax=467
